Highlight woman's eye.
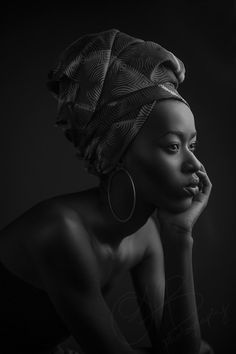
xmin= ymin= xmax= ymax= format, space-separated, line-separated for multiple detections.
xmin=189 ymin=141 xmax=197 ymax=152
xmin=167 ymin=143 xmax=179 ymax=152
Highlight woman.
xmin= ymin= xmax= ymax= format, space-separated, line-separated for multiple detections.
xmin=0 ymin=29 xmax=214 ymax=353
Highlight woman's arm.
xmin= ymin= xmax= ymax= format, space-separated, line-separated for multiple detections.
xmin=130 ymin=218 xmax=201 ymax=354
xmin=130 ymin=165 xmax=212 ymax=354
xmin=157 ymin=165 xmax=212 ymax=354
xmin=29 ymin=209 xmax=151 ymax=354
xmin=159 ymin=232 xmax=201 ymax=354
xmin=130 ymin=219 xmax=201 ymax=354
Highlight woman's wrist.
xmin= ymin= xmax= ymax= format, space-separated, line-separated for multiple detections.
xmin=161 ymin=227 xmax=194 ymax=253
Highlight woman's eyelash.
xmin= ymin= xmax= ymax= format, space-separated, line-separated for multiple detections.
xmin=167 ymin=144 xmax=179 ymax=151
xmin=172 ymin=144 xmax=179 ymax=149
xmin=190 ymin=141 xmax=197 ymax=150
xmin=167 ymin=141 xmax=198 ymax=152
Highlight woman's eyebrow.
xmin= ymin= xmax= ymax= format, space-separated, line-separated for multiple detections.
xmin=159 ymin=130 xmax=197 ymax=139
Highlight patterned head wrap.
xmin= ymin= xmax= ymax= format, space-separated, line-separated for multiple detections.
xmin=47 ymin=28 xmax=190 ymax=177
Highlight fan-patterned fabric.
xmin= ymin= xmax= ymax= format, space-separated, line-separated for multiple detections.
xmin=47 ymin=28 xmax=190 ymax=177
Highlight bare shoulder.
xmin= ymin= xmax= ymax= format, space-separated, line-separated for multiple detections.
xmin=0 ymin=197 xmax=67 ymax=238
xmin=0 ymin=196 xmax=90 ymax=258
xmin=23 ymin=197 xmax=91 ymax=253
xmin=0 ymin=196 xmax=95 ymax=290
xmin=24 ymin=199 xmax=101 ymax=291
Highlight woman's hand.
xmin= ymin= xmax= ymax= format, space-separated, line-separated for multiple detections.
xmin=156 ymin=164 xmax=212 ymax=243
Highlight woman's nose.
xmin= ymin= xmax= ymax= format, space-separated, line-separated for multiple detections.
xmin=182 ymin=152 xmax=202 ymax=174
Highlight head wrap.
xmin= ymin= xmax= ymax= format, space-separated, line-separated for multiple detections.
xmin=47 ymin=28 xmax=190 ymax=177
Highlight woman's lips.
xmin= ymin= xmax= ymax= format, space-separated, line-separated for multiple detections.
xmin=183 ymin=185 xmax=199 ymax=197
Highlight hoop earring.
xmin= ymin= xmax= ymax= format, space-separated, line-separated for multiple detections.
xmin=107 ymin=163 xmax=136 ymax=223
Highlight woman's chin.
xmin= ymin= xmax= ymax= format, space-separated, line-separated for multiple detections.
xmin=163 ymin=197 xmax=193 ymax=214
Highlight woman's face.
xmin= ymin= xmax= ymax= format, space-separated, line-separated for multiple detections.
xmin=124 ymin=99 xmax=202 ymax=213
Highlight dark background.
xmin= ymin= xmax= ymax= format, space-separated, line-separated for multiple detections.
xmin=1 ymin=1 xmax=235 ymax=353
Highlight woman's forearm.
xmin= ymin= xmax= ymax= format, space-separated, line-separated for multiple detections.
xmin=159 ymin=234 xmax=201 ymax=354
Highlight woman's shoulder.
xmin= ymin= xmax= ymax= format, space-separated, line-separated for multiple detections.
xmin=25 ymin=194 xmax=89 ymax=247
xmin=0 ymin=193 xmax=87 ymax=254
xmin=0 ymin=193 xmax=100 ymax=292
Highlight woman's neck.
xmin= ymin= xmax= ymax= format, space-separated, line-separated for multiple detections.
xmin=80 ymin=186 xmax=156 ymax=250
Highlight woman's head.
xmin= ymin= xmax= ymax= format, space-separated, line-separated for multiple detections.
xmin=118 ymin=99 xmax=202 ymax=213
xmin=47 ymin=28 xmax=189 ymax=179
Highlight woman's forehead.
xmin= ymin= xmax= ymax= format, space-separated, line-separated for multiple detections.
xmin=145 ymin=100 xmax=196 ymax=138
xmin=125 ymin=99 xmax=196 ymax=160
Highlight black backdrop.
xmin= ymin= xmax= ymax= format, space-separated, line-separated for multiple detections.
xmin=1 ymin=2 xmax=235 ymax=353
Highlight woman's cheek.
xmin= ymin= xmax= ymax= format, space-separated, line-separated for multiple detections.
xmin=153 ymin=154 xmax=179 ymax=186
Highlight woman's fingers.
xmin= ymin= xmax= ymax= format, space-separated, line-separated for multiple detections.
xmin=197 ymin=170 xmax=212 ymax=196
xmin=189 ymin=168 xmax=212 ymax=221
xmin=199 ymin=164 xmax=206 ymax=172
xmin=194 ymin=165 xmax=212 ymax=207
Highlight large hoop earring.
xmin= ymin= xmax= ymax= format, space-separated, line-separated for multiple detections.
xmin=107 ymin=163 xmax=136 ymax=223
